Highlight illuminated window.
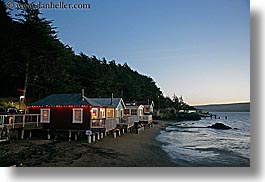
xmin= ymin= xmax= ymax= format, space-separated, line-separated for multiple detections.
xmin=131 ymin=109 xmax=137 ymax=115
xmin=73 ymin=108 xmax=83 ymax=123
xmin=106 ymin=108 xmax=114 ymax=118
xmin=40 ymin=109 xmax=50 ymax=123
xmin=99 ymin=108 xmax=105 ymax=118
xmin=91 ymin=108 xmax=98 ymax=119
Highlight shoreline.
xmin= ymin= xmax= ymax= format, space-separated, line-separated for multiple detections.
xmin=85 ymin=120 xmax=176 ymax=167
xmin=0 ymin=120 xmax=177 ymax=167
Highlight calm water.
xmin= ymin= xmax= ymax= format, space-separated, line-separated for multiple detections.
xmin=156 ymin=112 xmax=250 ymax=167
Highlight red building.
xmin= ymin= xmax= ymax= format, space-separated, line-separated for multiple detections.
xmin=28 ymin=93 xmax=103 ymax=132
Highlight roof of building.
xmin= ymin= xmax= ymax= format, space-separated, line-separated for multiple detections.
xmin=125 ymin=100 xmax=154 ymax=107
xmin=28 ymin=94 xmax=101 ymax=107
xmin=136 ymin=100 xmax=154 ymax=106
xmin=125 ymin=102 xmax=137 ymax=106
xmin=88 ymin=98 xmax=125 ymax=108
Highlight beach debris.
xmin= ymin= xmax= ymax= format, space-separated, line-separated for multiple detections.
xmin=207 ymin=123 xmax=232 ymax=130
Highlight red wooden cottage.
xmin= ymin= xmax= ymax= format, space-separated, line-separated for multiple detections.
xmin=27 ymin=93 xmax=107 ymax=140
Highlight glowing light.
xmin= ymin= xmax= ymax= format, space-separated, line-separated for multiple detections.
xmin=27 ymin=105 xmax=92 ymax=109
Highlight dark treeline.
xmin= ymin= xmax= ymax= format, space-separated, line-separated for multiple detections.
xmin=0 ymin=0 xmax=174 ymax=108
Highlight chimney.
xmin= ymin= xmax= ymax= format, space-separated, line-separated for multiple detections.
xmin=111 ymin=93 xmax=113 ymax=105
xmin=81 ymin=89 xmax=85 ymax=101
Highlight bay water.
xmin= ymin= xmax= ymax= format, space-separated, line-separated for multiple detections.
xmin=156 ymin=112 xmax=250 ymax=167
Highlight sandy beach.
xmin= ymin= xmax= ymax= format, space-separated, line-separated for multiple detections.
xmin=0 ymin=120 xmax=176 ymax=167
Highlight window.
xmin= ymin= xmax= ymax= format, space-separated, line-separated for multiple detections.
xmin=131 ymin=109 xmax=137 ymax=115
xmin=119 ymin=109 xmax=123 ymax=118
xmin=91 ymin=108 xmax=98 ymax=119
xmin=99 ymin=108 xmax=105 ymax=118
xmin=144 ymin=106 xmax=150 ymax=113
xmin=106 ymin=108 xmax=114 ymax=118
xmin=73 ymin=108 xmax=83 ymax=123
xmin=40 ymin=109 xmax=50 ymax=123
xmin=124 ymin=109 xmax=130 ymax=116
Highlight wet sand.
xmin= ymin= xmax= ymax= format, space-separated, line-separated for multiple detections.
xmin=0 ymin=120 xmax=176 ymax=167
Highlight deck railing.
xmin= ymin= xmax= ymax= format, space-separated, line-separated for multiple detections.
xmin=139 ymin=115 xmax=152 ymax=124
xmin=106 ymin=118 xmax=119 ymax=131
xmin=0 ymin=114 xmax=41 ymax=128
xmin=91 ymin=117 xmax=118 ymax=132
xmin=91 ymin=118 xmax=105 ymax=128
xmin=121 ymin=116 xmax=139 ymax=127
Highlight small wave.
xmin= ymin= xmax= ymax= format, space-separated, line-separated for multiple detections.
xmin=165 ymin=128 xmax=200 ymax=133
xmin=194 ymin=147 xmax=250 ymax=160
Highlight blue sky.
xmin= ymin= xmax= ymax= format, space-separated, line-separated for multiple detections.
xmin=13 ymin=0 xmax=250 ymax=105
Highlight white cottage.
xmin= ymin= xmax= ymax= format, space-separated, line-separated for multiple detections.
xmin=124 ymin=101 xmax=153 ymax=125
xmin=124 ymin=101 xmax=144 ymax=117
xmin=136 ymin=100 xmax=154 ymax=114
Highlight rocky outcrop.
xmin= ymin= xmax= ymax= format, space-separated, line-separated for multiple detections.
xmin=207 ymin=123 xmax=232 ymax=130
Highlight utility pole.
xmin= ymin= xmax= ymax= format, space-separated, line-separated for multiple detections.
xmin=21 ymin=62 xmax=29 ymax=111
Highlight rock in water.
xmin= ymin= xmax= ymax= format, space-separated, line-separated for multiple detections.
xmin=207 ymin=123 xmax=232 ymax=130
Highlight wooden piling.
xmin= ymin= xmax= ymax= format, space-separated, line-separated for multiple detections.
xmin=21 ymin=129 xmax=24 ymax=140
xmin=68 ymin=130 xmax=72 ymax=142
xmin=74 ymin=133 xmax=78 ymax=141
xmin=7 ymin=129 xmax=10 ymax=140
xmin=88 ymin=135 xmax=92 ymax=144
xmin=47 ymin=129 xmax=51 ymax=140
xmin=29 ymin=131 xmax=32 ymax=139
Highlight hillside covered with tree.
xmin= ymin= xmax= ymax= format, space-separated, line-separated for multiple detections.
xmin=0 ymin=0 xmax=170 ymax=108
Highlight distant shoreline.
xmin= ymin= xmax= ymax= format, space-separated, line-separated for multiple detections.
xmin=194 ymin=102 xmax=250 ymax=112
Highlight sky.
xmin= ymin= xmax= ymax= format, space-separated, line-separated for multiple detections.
xmin=10 ymin=0 xmax=250 ymax=105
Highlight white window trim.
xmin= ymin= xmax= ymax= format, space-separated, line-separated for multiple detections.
xmin=72 ymin=108 xmax=83 ymax=124
xmin=99 ymin=108 xmax=105 ymax=118
xmin=40 ymin=108 xmax=50 ymax=123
